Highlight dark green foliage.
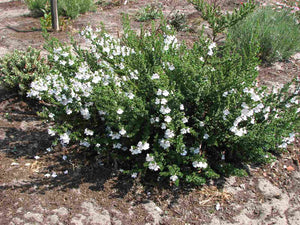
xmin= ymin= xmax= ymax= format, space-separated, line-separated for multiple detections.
xmin=0 ymin=47 xmax=49 ymax=94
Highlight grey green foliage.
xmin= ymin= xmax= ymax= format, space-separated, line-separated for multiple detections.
xmin=228 ymin=6 xmax=300 ymax=64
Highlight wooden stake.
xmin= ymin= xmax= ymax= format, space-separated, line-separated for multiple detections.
xmin=50 ymin=0 xmax=59 ymax=31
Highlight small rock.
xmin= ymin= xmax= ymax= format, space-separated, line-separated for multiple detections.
xmin=292 ymin=53 xmax=300 ymax=60
xmin=46 ymin=215 xmax=60 ymax=224
xmin=24 ymin=212 xmax=44 ymax=223
xmin=52 ymin=207 xmax=69 ymax=217
xmin=258 ymin=179 xmax=282 ymax=198
xmin=286 ymin=166 xmax=295 ymax=171
xmin=274 ymin=63 xmax=284 ymax=71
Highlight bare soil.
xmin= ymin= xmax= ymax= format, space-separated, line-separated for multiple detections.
xmin=0 ymin=0 xmax=299 ymax=225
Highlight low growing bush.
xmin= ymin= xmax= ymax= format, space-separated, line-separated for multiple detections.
xmin=25 ymin=0 xmax=49 ymax=17
xmin=26 ymin=19 xmax=299 ymax=186
xmin=228 ymin=6 xmax=300 ymax=64
xmin=58 ymin=0 xmax=95 ymax=19
xmin=25 ymin=0 xmax=95 ymax=19
xmin=135 ymin=4 xmax=163 ymax=22
xmin=0 ymin=47 xmax=49 ymax=95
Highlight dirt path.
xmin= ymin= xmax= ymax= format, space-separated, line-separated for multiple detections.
xmin=0 ymin=1 xmax=300 ymax=224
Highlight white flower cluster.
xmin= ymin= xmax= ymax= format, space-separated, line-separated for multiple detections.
xmin=207 ymin=42 xmax=216 ymax=56
xmin=230 ymin=100 xmax=272 ymax=137
xmin=192 ymin=161 xmax=208 ymax=169
xmin=146 ymin=154 xmax=160 ymax=171
xmin=163 ymin=35 xmax=178 ymax=51
xmin=129 ymin=141 xmax=150 ymax=155
xmin=278 ymin=133 xmax=295 ymax=148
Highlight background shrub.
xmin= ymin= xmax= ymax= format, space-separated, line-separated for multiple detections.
xmin=0 ymin=47 xmax=49 ymax=95
xmin=228 ymin=6 xmax=300 ymax=64
xmin=25 ymin=0 xmax=49 ymax=17
xmin=134 ymin=4 xmax=163 ymax=22
xmin=25 ymin=0 xmax=95 ymax=19
xmin=58 ymin=0 xmax=95 ymax=19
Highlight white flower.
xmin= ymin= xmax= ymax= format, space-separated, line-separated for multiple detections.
xmin=180 ymin=104 xmax=184 ymax=110
xmin=278 ymin=142 xmax=287 ymax=148
xmin=60 ymin=133 xmax=70 ymax=145
xmin=96 ymin=143 xmax=101 ymax=147
xmin=69 ymin=59 xmax=74 ymax=66
xmin=44 ymin=173 xmax=51 ymax=178
xmin=98 ymin=110 xmax=106 ymax=115
xmin=117 ymin=108 xmax=124 ymax=115
xmin=113 ymin=143 xmax=122 ymax=149
xmin=54 ymin=55 xmax=59 ymax=61
xmin=159 ymin=139 xmax=171 ymax=149
xmin=162 ymin=90 xmax=169 ymax=96
xmin=230 ymin=126 xmax=247 ymax=137
xmin=215 ymin=202 xmax=221 ymax=211
xmin=80 ymin=108 xmax=90 ymax=120
xmin=60 ymin=60 xmax=66 ymax=66
xmin=34 ymin=156 xmax=40 ymax=160
xmin=168 ymin=64 xmax=175 ymax=71
xmin=126 ymin=92 xmax=135 ymax=99
xmin=119 ymin=128 xmax=127 ymax=136
xmin=151 ymin=73 xmax=160 ymax=80
xmin=165 ymin=129 xmax=175 ymax=139
xmin=160 ymin=98 xmax=168 ymax=105
xmin=160 ymin=106 xmax=171 ymax=114
xmin=241 ymin=102 xmax=249 ymax=109
xmin=181 ymin=150 xmax=187 ymax=156
xmin=84 ymin=128 xmax=94 ymax=136
xmin=64 ymin=170 xmax=68 ymax=174
xmin=155 ymin=98 xmax=160 ymax=105
xmin=61 ymin=52 xmax=69 ymax=57
xmin=62 ymin=155 xmax=67 ymax=160
xmin=164 ymin=116 xmax=172 ymax=123
xmin=53 ymin=47 xmax=62 ymax=53
xmin=203 ymin=133 xmax=209 ymax=139
xmin=51 ymin=172 xmax=57 ymax=178
xmin=161 ymin=123 xmax=167 ymax=130
xmin=80 ymin=141 xmax=90 ymax=147
xmin=66 ymin=107 xmax=72 ymax=115
xmin=149 ymin=162 xmax=160 ymax=171
xmin=110 ymin=132 xmax=121 ymax=140
xmin=182 ymin=117 xmax=188 ymax=123
xmin=157 ymin=89 xmax=162 ymax=96
xmin=223 ymin=109 xmax=230 ymax=116
xmin=170 ymin=175 xmax=178 ymax=182
xmin=199 ymin=57 xmax=204 ymax=62
xmin=49 ymin=113 xmax=55 ymax=119
xmin=131 ymin=173 xmax=138 ymax=178
xmin=48 ymin=128 xmax=56 ymax=136
xmin=146 ymin=154 xmax=154 ymax=162
xmin=199 ymin=121 xmax=205 ymax=127
xmin=192 ymin=161 xmax=208 ymax=169
xmin=223 ymin=91 xmax=228 ymax=97
xmin=137 ymin=141 xmax=150 ymax=150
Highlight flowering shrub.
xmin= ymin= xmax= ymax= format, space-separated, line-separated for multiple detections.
xmin=27 ymin=19 xmax=299 ymax=186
